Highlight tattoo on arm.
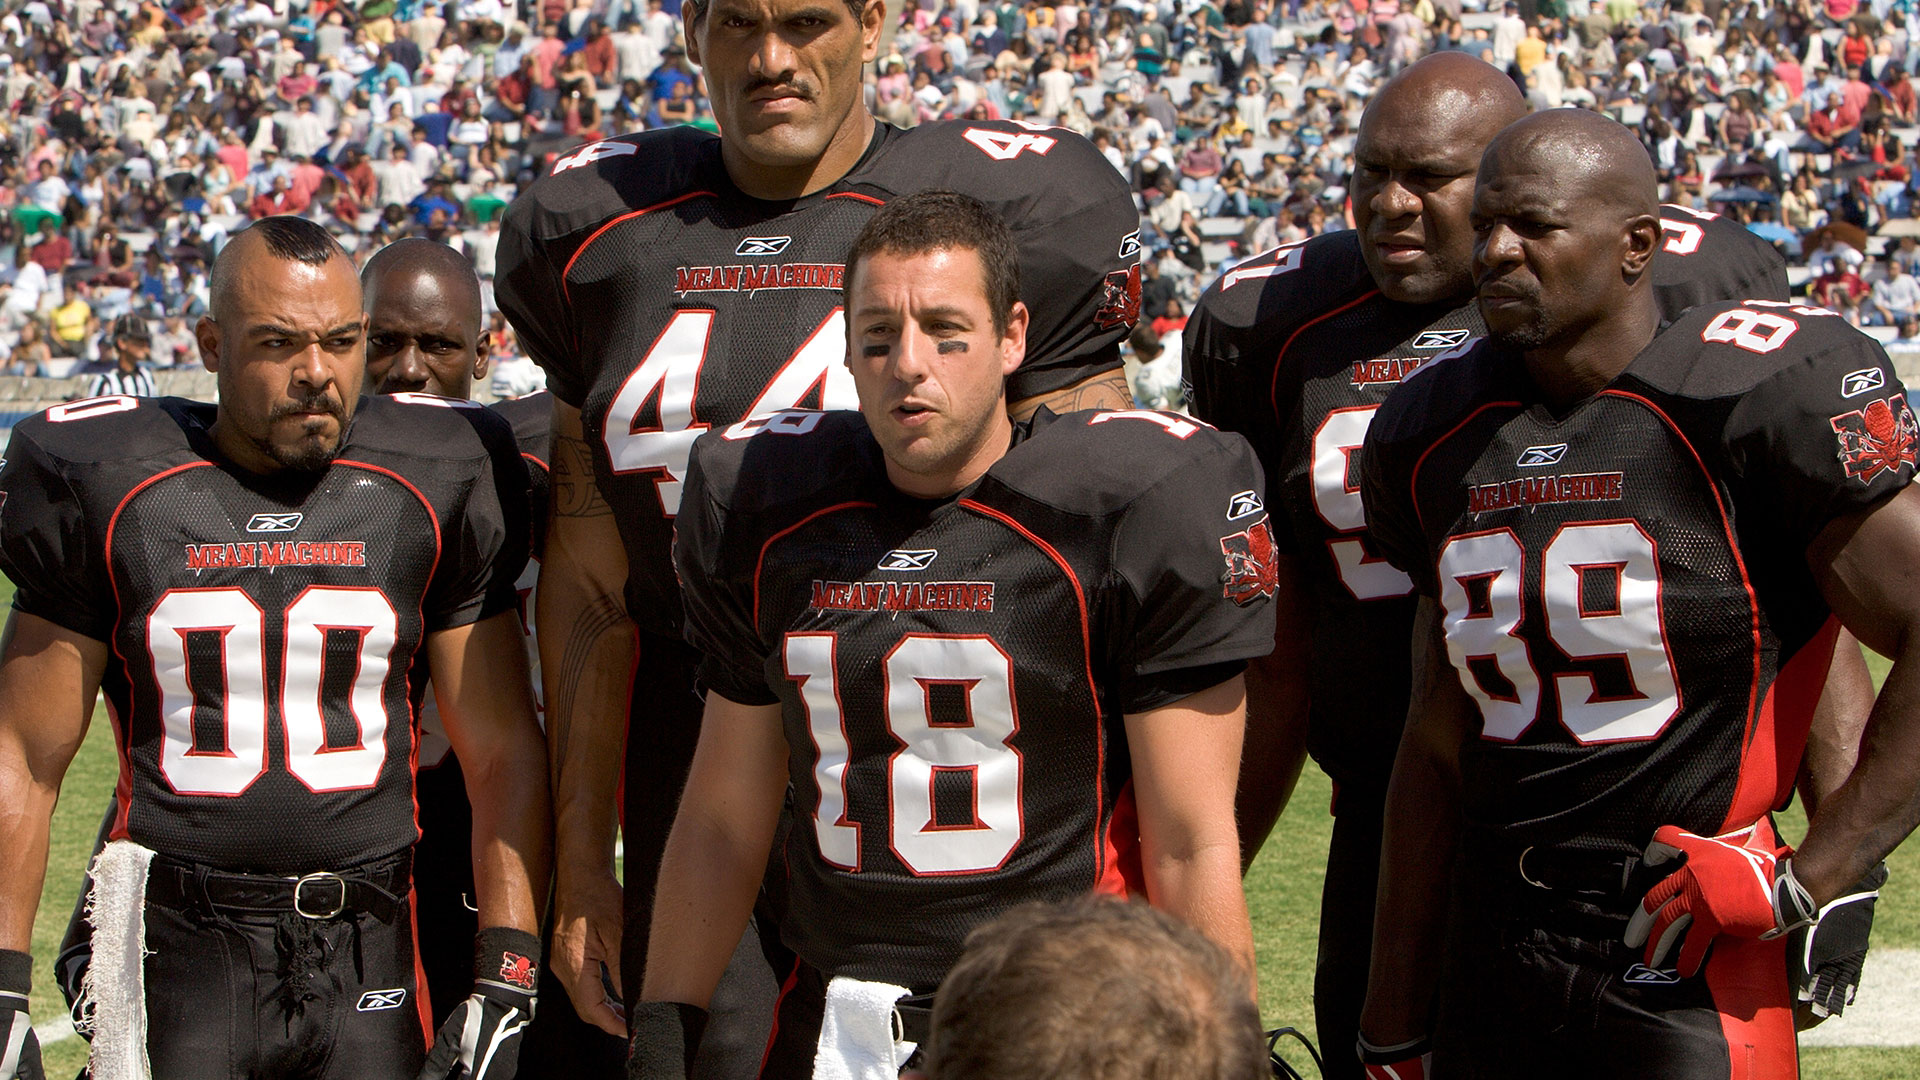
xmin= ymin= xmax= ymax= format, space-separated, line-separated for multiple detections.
xmin=552 ymin=429 xmax=613 ymax=518
xmin=548 ymin=591 xmax=632 ymax=783
xmin=1007 ymin=372 xmax=1135 ymax=421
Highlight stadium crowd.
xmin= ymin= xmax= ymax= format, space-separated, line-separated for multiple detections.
xmin=6 ymin=0 xmax=1920 ymax=387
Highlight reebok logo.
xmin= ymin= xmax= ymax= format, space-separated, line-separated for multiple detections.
xmin=1410 ymin=329 xmax=1473 ymax=350
xmin=357 ymin=989 xmax=407 ymax=1011
xmin=877 ymin=549 xmax=938 ymax=571
xmin=1622 ymin=964 xmax=1680 ymax=985
xmin=1117 ymin=230 xmax=1142 ymax=258
xmin=245 ymin=512 xmax=303 ymax=533
xmin=1226 ymin=490 xmax=1265 ymax=520
xmin=735 ymin=236 xmax=793 ymax=257
xmin=1842 ymin=367 xmax=1886 ymax=398
xmin=1515 ymin=444 xmax=1569 ymax=468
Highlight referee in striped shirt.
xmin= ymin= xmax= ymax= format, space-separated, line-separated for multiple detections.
xmin=85 ymin=315 xmax=158 ymax=399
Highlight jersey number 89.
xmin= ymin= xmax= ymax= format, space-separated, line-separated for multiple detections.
xmin=1436 ymin=523 xmax=1679 ymax=744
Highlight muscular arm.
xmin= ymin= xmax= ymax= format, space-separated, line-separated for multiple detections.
xmin=641 ymin=692 xmax=788 ymax=1008
xmin=1236 ymin=553 xmax=1312 ymax=871
xmin=1006 ymin=367 xmax=1134 ymax=421
xmin=1359 ymin=596 xmax=1472 ymax=1047
xmin=1794 ymin=484 xmax=1920 ymax=903
xmin=0 ymin=611 xmax=106 ymax=951
xmin=428 ymin=610 xmax=551 ymax=938
xmin=538 ymin=396 xmax=635 ymax=1034
xmin=1127 ymin=675 xmax=1257 ymax=987
xmin=1799 ymin=630 xmax=1874 ymax=815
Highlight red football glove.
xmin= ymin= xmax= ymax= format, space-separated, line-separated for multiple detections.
xmin=1624 ymin=824 xmax=1817 ymax=977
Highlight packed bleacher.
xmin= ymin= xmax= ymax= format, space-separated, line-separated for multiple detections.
xmin=5 ymin=0 xmax=1920 ymax=397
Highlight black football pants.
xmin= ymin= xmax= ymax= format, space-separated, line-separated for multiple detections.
xmin=141 ymin=861 xmax=427 ymax=1079
xmin=1430 ymin=847 xmax=1797 ymax=1079
xmin=625 ymin=629 xmax=783 ymax=1078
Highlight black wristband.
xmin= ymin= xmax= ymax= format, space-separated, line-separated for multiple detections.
xmin=474 ymin=926 xmax=542 ymax=994
xmin=0 ymin=948 xmax=30 ymax=996
xmin=629 ymin=1001 xmax=708 ymax=1079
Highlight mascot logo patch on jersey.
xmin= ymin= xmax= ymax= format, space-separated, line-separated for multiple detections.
xmin=1095 ymin=265 xmax=1142 ymax=330
xmin=499 ymin=951 xmax=538 ymax=990
xmin=1831 ymin=393 xmax=1919 ymax=485
xmin=1219 ymin=517 xmax=1279 ymax=606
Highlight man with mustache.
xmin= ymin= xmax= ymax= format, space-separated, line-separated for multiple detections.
xmin=1182 ymin=52 xmax=1875 ymax=1077
xmin=1357 ymin=108 xmax=1920 ymax=1079
xmin=642 ymin=190 xmax=1265 ymax=1078
xmin=495 ymin=0 xmax=1142 ymax=1066
xmin=0 ymin=217 xmax=550 ymax=1080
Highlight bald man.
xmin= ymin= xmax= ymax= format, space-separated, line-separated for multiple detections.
xmin=1182 ymin=54 xmax=1867 ymax=1076
xmin=360 ymin=240 xmax=626 ymax=1077
xmin=1356 ymin=109 xmax=1920 ymax=1078
xmin=0 ymin=218 xmax=549 ymax=1079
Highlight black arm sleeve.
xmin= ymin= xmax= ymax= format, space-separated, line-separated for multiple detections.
xmin=425 ymin=409 xmax=532 ymax=632
xmin=675 ymin=440 xmax=779 ymax=707
xmin=495 ymin=213 xmax=589 ymax=409
xmin=0 ymin=428 xmax=112 ymax=641
xmin=1107 ymin=430 xmax=1277 ymax=714
xmin=1726 ymin=337 xmax=1917 ymax=550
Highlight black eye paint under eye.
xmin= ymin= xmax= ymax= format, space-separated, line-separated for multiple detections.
xmin=863 ymin=344 xmax=891 ymax=357
xmin=937 ymin=341 xmax=969 ymax=354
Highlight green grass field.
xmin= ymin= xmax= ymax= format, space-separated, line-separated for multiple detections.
xmin=14 ymin=581 xmax=1918 ymax=1077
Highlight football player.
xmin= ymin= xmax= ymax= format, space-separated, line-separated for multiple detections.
xmin=1182 ymin=52 xmax=1876 ymax=1075
xmin=634 ymin=191 xmax=1265 ymax=1077
xmin=494 ymin=0 xmax=1142 ymax=1059
xmin=0 ymin=219 xmax=549 ymax=1079
xmin=360 ymin=239 xmax=627 ymax=1077
xmin=1357 ymin=109 xmax=1920 ymax=1077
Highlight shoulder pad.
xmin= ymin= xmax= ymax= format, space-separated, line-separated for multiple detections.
xmin=489 ymin=391 xmax=552 ymax=458
xmin=10 ymin=395 xmax=202 ymax=464
xmin=1187 ymin=231 xmax=1373 ymax=360
xmin=1366 ymin=338 xmax=1510 ymax=454
xmin=687 ymin=410 xmax=882 ymax=518
xmin=348 ymin=393 xmax=511 ymax=460
xmin=504 ymin=128 xmax=719 ymax=245
xmin=989 ymin=408 xmax=1258 ymax=514
xmin=1636 ymin=300 xmax=1884 ymax=398
xmin=859 ymin=119 xmax=1132 ymax=221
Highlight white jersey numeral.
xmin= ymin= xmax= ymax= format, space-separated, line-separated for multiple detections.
xmin=1310 ymin=405 xmax=1413 ymax=600
xmin=148 ymin=586 xmax=398 ymax=796
xmin=603 ymin=308 xmax=855 ymax=515
xmin=962 ymin=127 xmax=1057 ymax=160
xmin=1437 ymin=523 xmax=1679 ymax=744
xmin=784 ymin=632 xmax=1025 ymax=875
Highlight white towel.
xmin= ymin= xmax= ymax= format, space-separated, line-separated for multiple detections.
xmin=812 ymin=976 xmax=916 ymax=1080
xmin=80 ymin=839 xmax=155 ymax=1080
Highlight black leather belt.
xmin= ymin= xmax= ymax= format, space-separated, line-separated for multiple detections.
xmin=146 ymin=850 xmax=410 ymax=922
xmin=894 ymin=995 xmax=937 ymax=1045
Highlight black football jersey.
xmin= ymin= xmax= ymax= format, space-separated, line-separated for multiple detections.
xmin=496 ymin=121 xmax=1141 ymax=638
xmin=676 ymin=408 xmax=1275 ymax=989
xmin=420 ymin=390 xmax=553 ymax=768
xmin=0 ymin=394 xmax=529 ymax=872
xmin=1360 ymin=301 xmax=1911 ymax=855
xmin=1182 ymin=209 xmax=1790 ymax=791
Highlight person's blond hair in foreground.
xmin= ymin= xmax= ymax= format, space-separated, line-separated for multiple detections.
xmin=919 ymin=896 xmax=1268 ymax=1080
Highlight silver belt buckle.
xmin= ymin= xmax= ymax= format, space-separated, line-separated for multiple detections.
xmin=292 ymin=871 xmax=348 ymax=919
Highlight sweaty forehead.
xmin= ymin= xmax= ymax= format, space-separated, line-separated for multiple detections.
xmin=228 ymin=256 xmax=361 ymax=327
xmin=1357 ymin=92 xmax=1502 ymax=171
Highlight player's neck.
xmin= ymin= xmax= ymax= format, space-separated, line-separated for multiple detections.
xmin=885 ymin=412 xmax=1014 ymax=500
xmin=723 ymin=108 xmax=877 ymax=201
xmin=1523 ymin=290 xmax=1661 ymax=410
